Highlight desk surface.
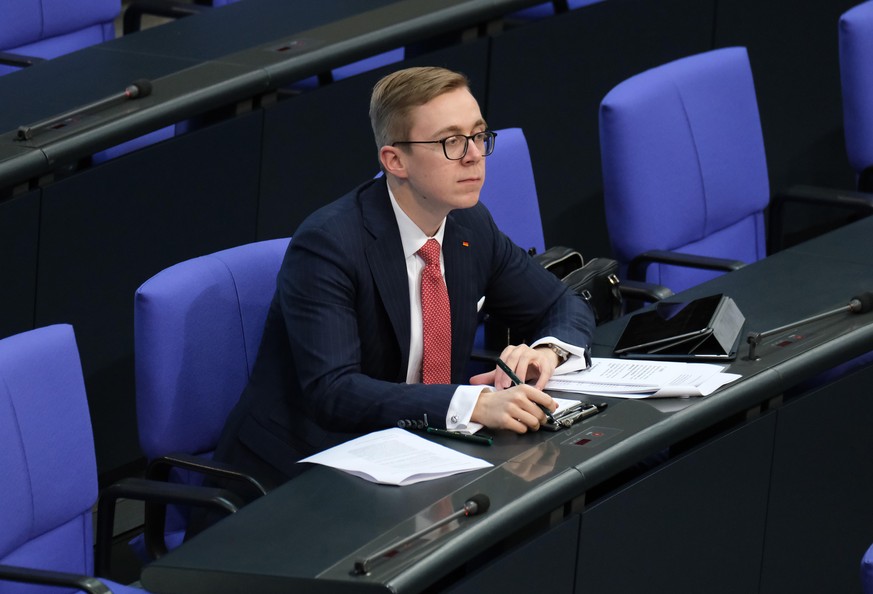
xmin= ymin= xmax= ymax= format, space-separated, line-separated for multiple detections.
xmin=141 ymin=216 xmax=873 ymax=594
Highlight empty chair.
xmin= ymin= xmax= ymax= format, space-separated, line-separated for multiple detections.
xmin=599 ymin=47 xmax=770 ymax=294
xmin=601 ymin=46 xmax=873 ymax=295
xmin=840 ymin=0 xmax=873 ymax=192
xmin=0 ymin=324 xmax=142 ymax=594
xmin=133 ymin=236 xmax=290 ymax=557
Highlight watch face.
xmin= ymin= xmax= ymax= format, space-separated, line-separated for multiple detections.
xmin=550 ymin=344 xmax=569 ymax=362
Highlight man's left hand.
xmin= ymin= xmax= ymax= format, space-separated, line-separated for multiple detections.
xmin=470 ymin=343 xmax=560 ymax=390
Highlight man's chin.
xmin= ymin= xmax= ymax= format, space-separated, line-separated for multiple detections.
xmin=455 ymin=185 xmax=482 ymax=207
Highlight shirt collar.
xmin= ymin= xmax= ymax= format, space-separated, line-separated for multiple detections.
xmin=387 ymin=183 xmax=447 ymax=259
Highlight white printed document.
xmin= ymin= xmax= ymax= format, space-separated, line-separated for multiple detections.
xmin=299 ymin=427 xmax=493 ymax=486
xmin=545 ymin=357 xmax=741 ymax=399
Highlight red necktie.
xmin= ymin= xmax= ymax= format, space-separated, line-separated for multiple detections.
xmin=418 ymin=238 xmax=452 ymax=384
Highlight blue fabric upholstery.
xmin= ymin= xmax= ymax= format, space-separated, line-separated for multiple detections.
xmin=135 ymin=237 xmax=290 ymax=459
xmin=839 ymin=0 xmax=873 ymax=185
xmin=478 ymin=127 xmax=546 ymax=255
xmin=0 ymin=324 xmax=140 ymax=593
xmin=133 ymin=237 xmax=290 ymax=553
xmin=599 ymin=47 xmax=770 ymax=293
xmin=471 ymin=127 xmax=545 ymax=357
xmin=863 ymin=542 xmax=873 ymax=594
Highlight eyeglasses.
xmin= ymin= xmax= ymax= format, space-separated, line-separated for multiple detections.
xmin=392 ymin=130 xmax=497 ymax=160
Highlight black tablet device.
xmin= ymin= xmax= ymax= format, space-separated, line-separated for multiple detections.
xmin=613 ymin=294 xmax=745 ymax=361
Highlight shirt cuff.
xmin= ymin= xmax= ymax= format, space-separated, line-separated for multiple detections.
xmin=446 ymin=385 xmax=490 ymax=434
xmin=531 ymin=336 xmax=590 ymax=375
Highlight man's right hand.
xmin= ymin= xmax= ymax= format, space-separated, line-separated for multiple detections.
xmin=470 ymin=385 xmax=557 ymax=433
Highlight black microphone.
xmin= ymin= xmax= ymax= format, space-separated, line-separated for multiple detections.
xmin=16 ymin=78 xmax=154 ymax=141
xmin=746 ymin=292 xmax=873 ymax=360
xmin=352 ymin=493 xmax=490 ymax=575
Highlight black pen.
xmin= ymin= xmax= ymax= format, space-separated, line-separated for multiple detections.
xmin=426 ymin=427 xmax=493 ymax=445
xmin=494 ymin=357 xmax=559 ymax=426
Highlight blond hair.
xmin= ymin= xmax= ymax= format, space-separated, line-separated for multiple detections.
xmin=369 ymin=66 xmax=470 ymax=154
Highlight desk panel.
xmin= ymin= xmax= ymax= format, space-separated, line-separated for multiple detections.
xmin=0 ymin=190 xmax=39 ymax=338
xmin=113 ymin=0 xmax=400 ymax=64
xmin=760 ymin=363 xmax=873 ymax=594
xmin=442 ymin=515 xmax=580 ymax=594
xmin=577 ymin=413 xmax=776 ymax=594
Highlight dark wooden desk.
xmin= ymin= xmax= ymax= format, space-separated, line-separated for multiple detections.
xmin=141 ymin=217 xmax=873 ymax=594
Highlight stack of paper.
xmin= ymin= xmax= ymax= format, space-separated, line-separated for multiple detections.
xmin=546 ymin=357 xmax=740 ymax=399
xmin=299 ymin=428 xmax=493 ymax=486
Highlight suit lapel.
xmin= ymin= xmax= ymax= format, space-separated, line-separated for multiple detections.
xmin=443 ymin=217 xmax=478 ymax=380
xmin=361 ymin=181 xmax=412 ymax=376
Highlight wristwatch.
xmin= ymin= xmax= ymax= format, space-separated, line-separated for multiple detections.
xmin=545 ymin=343 xmax=571 ymax=365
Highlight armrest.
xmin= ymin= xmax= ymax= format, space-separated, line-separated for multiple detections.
xmin=0 ymin=564 xmax=112 ymax=594
xmin=619 ymin=278 xmax=674 ymax=303
xmin=0 ymin=52 xmax=44 ymax=68
xmin=95 ymin=477 xmax=245 ymax=572
xmin=123 ymin=0 xmax=210 ymax=34
xmin=628 ymin=249 xmax=745 ymax=281
xmin=145 ymin=452 xmax=268 ymax=497
xmin=769 ymin=184 xmax=873 ymax=251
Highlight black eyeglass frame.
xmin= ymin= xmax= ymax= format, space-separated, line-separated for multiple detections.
xmin=392 ymin=130 xmax=497 ymax=160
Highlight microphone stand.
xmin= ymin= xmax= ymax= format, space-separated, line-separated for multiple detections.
xmin=352 ymin=494 xmax=489 ymax=575
xmin=746 ymin=295 xmax=871 ymax=360
xmin=16 ymin=79 xmax=153 ymax=141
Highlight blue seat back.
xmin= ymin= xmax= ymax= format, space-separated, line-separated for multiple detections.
xmin=134 ymin=238 xmax=290 ymax=461
xmin=478 ymin=127 xmax=546 ymax=254
xmin=599 ymin=47 xmax=770 ymax=293
xmin=0 ymin=325 xmax=97 ymax=591
xmin=0 ymin=0 xmax=118 ymax=75
xmin=839 ymin=1 xmax=873 ymax=183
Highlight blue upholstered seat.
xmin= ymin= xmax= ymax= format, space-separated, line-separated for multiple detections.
xmin=478 ymin=127 xmax=546 ymax=255
xmin=0 ymin=324 xmax=143 ymax=593
xmin=599 ymin=47 xmax=769 ymax=293
xmin=133 ymin=237 xmax=290 ymax=557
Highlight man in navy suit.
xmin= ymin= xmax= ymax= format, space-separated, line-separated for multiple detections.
xmin=213 ymin=66 xmax=595 ymax=488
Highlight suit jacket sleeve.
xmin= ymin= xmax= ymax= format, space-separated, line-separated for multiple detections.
xmin=466 ymin=204 xmax=596 ymax=351
xmin=280 ymin=230 xmax=457 ymax=433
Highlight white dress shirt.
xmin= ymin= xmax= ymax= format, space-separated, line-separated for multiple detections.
xmin=387 ymin=186 xmax=587 ymax=431
xmin=388 ymin=187 xmax=485 ymax=431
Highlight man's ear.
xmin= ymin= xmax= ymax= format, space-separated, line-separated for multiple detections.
xmin=380 ymin=146 xmax=408 ymax=179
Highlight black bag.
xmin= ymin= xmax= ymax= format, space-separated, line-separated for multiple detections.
xmin=483 ymin=246 xmax=623 ymax=351
xmin=533 ymin=246 xmax=622 ymax=325
xmin=531 ymin=246 xmax=584 ymax=280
